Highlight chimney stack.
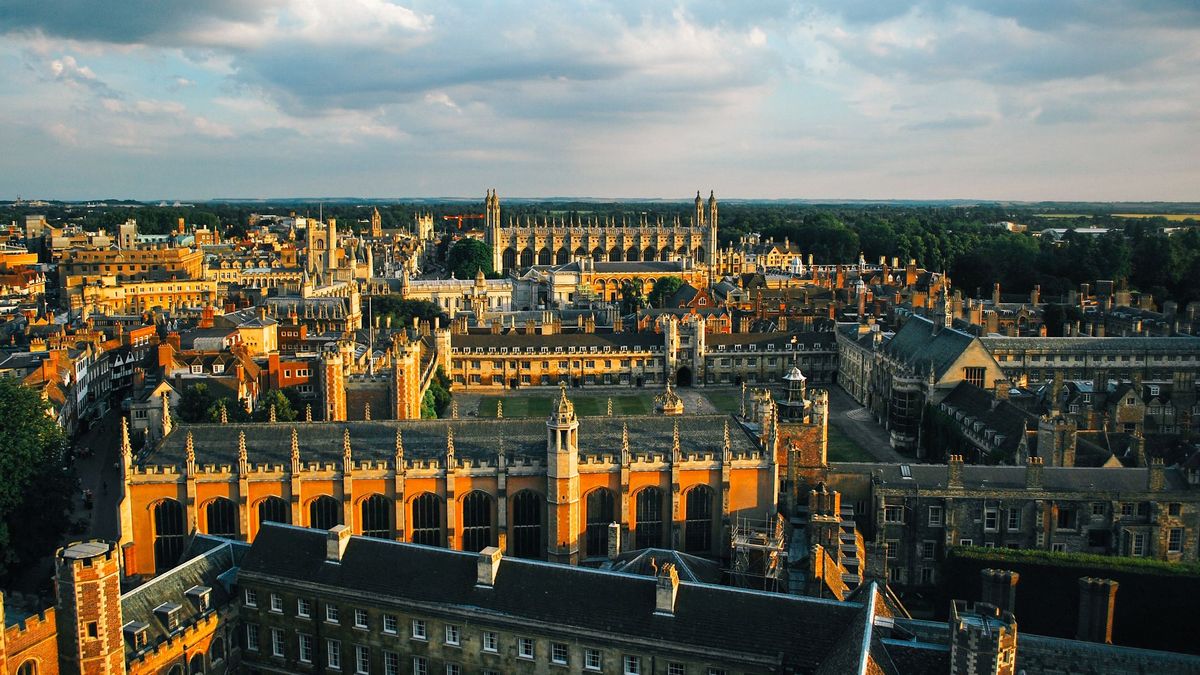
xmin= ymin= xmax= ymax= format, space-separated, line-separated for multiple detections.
xmin=1076 ymin=577 xmax=1118 ymax=644
xmin=1148 ymin=457 xmax=1166 ymax=491
xmin=980 ymin=568 xmax=1020 ymax=614
xmin=326 ymin=525 xmax=351 ymax=563
xmin=607 ymin=522 xmax=621 ymax=561
xmin=654 ymin=563 xmax=680 ymax=616
xmin=476 ymin=546 xmax=502 ymax=588
xmin=948 ymin=455 xmax=964 ymax=489
xmin=1025 ymin=456 xmax=1043 ymax=489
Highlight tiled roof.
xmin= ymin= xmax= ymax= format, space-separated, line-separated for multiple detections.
xmin=239 ymin=524 xmax=866 ymax=671
xmin=830 ymin=462 xmax=1189 ymax=494
xmin=452 ymin=331 xmax=662 ymax=350
xmin=882 ymin=315 xmax=976 ymax=380
xmin=981 ymin=335 xmax=1200 ymax=352
xmin=146 ymin=414 xmax=758 ymax=468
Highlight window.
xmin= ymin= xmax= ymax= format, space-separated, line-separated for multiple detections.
xmin=552 ymin=643 xmax=569 ymax=665
xmin=244 ymin=588 xmax=257 ymax=607
xmin=624 ymin=655 xmax=642 ymax=675
xmin=708 ymin=669 xmax=728 ymax=675
xmin=411 ymin=493 xmax=443 ymax=547
xmin=984 ymin=507 xmax=999 ymax=532
xmin=1092 ymin=502 xmax=1105 ymax=516
xmin=271 ymin=628 xmax=284 ymax=657
xmin=245 ymin=624 xmax=259 ymax=652
xmin=444 ymin=624 xmax=460 ymax=646
xmin=964 ymin=367 xmax=986 ymax=388
xmin=411 ymin=619 xmax=427 ymax=641
xmin=959 ymin=539 xmax=973 ymax=547
xmin=585 ymin=649 xmax=602 ymax=671
xmin=483 ymin=631 xmax=498 ymax=652
xmin=445 ymin=665 xmax=460 ymax=675
xmin=884 ymin=506 xmax=904 ymax=524
xmin=1057 ymin=508 xmax=1078 ymax=530
xmin=684 ymin=485 xmax=714 ymax=553
xmin=1169 ymin=528 xmax=1184 ymax=553
xmin=635 ymin=487 xmax=664 ymax=549
xmin=461 ymin=491 xmax=494 ymax=552
xmin=586 ymin=489 xmax=616 ymax=557
xmin=1051 ymin=542 xmax=1067 ymax=553
xmin=885 ymin=539 xmax=899 ymax=559
xmin=384 ymin=652 xmax=400 ymax=675
xmin=270 ymin=593 xmax=283 ymax=613
xmin=928 ymin=506 xmax=943 ymax=527
xmin=298 ymin=598 xmax=311 ymax=618
xmin=382 ymin=614 xmax=397 ymax=634
xmin=1121 ymin=502 xmax=1134 ymax=517
xmin=327 ymin=640 xmax=341 ymax=670
xmin=299 ymin=634 xmax=313 ymax=663
xmin=355 ymin=645 xmax=369 ymax=674
xmin=1170 ymin=503 xmax=1182 ymax=517
xmin=326 ymin=604 xmax=340 ymax=624
xmin=1007 ymin=509 xmax=1022 ymax=530
xmin=921 ymin=541 xmax=936 ymax=560
xmin=412 ymin=657 xmax=427 ymax=675
xmin=669 ymin=665 xmax=686 ymax=675
xmin=518 ymin=638 xmax=535 ymax=659
xmin=921 ymin=567 xmax=935 ymax=585
xmin=511 ymin=490 xmax=544 ymax=558
xmin=354 ymin=609 xmax=369 ymax=629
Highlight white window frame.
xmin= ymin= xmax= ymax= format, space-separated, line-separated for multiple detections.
xmin=327 ymin=640 xmax=341 ymax=670
xmin=585 ymin=648 xmax=602 ymax=671
xmin=245 ymin=623 xmax=259 ymax=652
xmin=326 ymin=603 xmax=340 ymax=624
xmin=551 ymin=642 xmax=569 ymax=665
xmin=483 ymin=631 xmax=498 ymax=652
xmin=297 ymin=597 xmax=311 ymax=618
xmin=271 ymin=628 xmax=285 ymax=657
xmin=269 ymin=593 xmax=283 ymax=613
xmin=355 ymin=645 xmax=370 ymax=674
xmin=354 ymin=609 xmax=369 ymax=629
xmin=928 ymin=505 xmax=943 ymax=527
xmin=299 ymin=633 xmax=313 ymax=663
xmin=384 ymin=651 xmax=400 ymax=675
xmin=412 ymin=656 xmax=427 ymax=675
xmin=518 ymin=637 xmax=535 ymax=660
xmin=411 ymin=619 xmax=427 ymax=641
xmin=244 ymin=588 xmax=257 ymax=607
xmin=624 ymin=655 xmax=642 ymax=675
xmin=444 ymin=624 xmax=460 ymax=646
xmin=382 ymin=614 xmax=397 ymax=635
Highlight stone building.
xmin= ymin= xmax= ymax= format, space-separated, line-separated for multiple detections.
xmin=980 ymin=335 xmax=1200 ymax=386
xmin=484 ymin=189 xmax=719 ymax=272
xmin=118 ymin=386 xmax=780 ymax=578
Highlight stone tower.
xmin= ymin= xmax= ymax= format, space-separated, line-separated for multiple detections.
xmin=390 ymin=335 xmax=423 ymax=419
xmin=546 ymin=385 xmax=580 ymax=564
xmin=949 ymin=601 xmax=1017 ymax=675
xmin=321 ymin=350 xmax=347 ymax=422
xmin=370 ymin=207 xmax=382 ymax=238
xmin=485 ymin=189 xmax=502 ymax=272
xmin=55 ymin=541 xmax=126 ymax=675
xmin=694 ymin=191 xmax=705 ymax=228
xmin=707 ymin=190 xmax=718 ymax=266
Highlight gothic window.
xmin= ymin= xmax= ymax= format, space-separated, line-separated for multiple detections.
xmin=168 ymin=667 xmax=183 ymax=675
xmin=694 ymin=247 xmax=706 ymax=262
xmin=519 ymin=249 xmax=534 ymax=268
xmin=555 ymin=248 xmax=569 ymax=265
xmin=153 ymin=499 xmax=186 ymax=573
xmin=635 ymin=487 xmax=664 ymax=549
xmin=625 ymin=246 xmax=639 ymax=262
xmin=684 ymin=485 xmax=714 ymax=553
xmin=538 ymin=248 xmax=552 ymax=265
xmin=591 ymin=247 xmax=605 ymax=261
xmin=258 ymin=496 xmax=289 ymax=526
xmin=461 ymin=491 xmax=494 ymax=552
xmin=608 ymin=246 xmax=622 ymax=262
xmin=361 ymin=494 xmax=393 ymax=539
xmin=309 ymin=496 xmax=342 ymax=530
xmin=643 ymin=247 xmax=656 ymax=261
xmin=210 ymin=636 xmax=226 ymax=662
xmin=189 ymin=653 xmax=205 ymax=674
xmin=17 ymin=661 xmax=37 ymax=675
xmin=411 ymin=493 xmax=443 ymax=547
xmin=964 ymin=367 xmax=986 ymax=388
xmin=510 ymin=490 xmax=543 ymax=559
xmin=586 ymin=489 xmax=616 ymax=558
xmin=502 ymin=248 xmax=517 ymax=270
xmin=205 ymin=498 xmax=238 ymax=538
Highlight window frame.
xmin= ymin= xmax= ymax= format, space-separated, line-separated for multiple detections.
xmin=518 ymin=637 xmax=535 ymax=660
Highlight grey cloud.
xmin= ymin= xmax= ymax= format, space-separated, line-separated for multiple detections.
xmin=903 ymin=115 xmax=991 ymax=131
xmin=0 ymin=0 xmax=274 ymax=45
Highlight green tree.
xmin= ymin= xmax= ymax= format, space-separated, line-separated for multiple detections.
xmin=421 ymin=367 xmax=453 ymax=419
xmin=371 ymin=296 xmax=449 ymax=329
xmin=447 ymin=238 xmax=494 ymax=279
xmin=0 ymin=379 xmax=74 ymax=580
xmin=618 ymin=279 xmax=647 ymax=315
xmin=254 ymin=389 xmax=298 ymax=422
xmin=648 ymin=276 xmax=684 ymax=307
xmin=177 ymin=384 xmax=215 ymax=423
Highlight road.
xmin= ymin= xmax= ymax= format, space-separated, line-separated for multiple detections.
xmin=824 ymin=384 xmax=905 ymax=463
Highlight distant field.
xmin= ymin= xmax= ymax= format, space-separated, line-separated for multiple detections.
xmin=477 ymin=394 xmax=655 ymax=418
xmin=1112 ymin=213 xmax=1200 ymax=221
xmin=1034 ymin=213 xmax=1093 ymax=218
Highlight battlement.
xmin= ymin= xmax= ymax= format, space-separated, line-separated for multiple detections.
xmin=2 ymin=603 xmax=57 ymax=653
xmin=56 ymin=540 xmax=120 ymax=569
xmin=127 ymin=610 xmax=219 ymax=666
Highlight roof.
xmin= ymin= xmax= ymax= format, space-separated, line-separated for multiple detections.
xmin=453 ymin=331 xmax=662 ymax=350
xmin=939 ymin=382 xmax=1036 ymax=457
xmin=883 ymin=315 xmax=977 ymax=380
xmin=239 ymin=524 xmax=866 ymax=671
xmin=146 ymin=414 xmax=759 ymax=468
xmin=604 ymin=548 xmax=723 ymax=584
xmin=981 ymin=335 xmax=1200 ymax=353
xmin=830 ymin=462 xmax=1190 ymax=494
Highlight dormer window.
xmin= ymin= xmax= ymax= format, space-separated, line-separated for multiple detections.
xmin=1149 ymin=385 xmax=1160 ymax=397
xmin=190 ymin=364 xmax=202 ymax=374
xmin=212 ymin=363 xmax=224 ymax=374
xmin=123 ymin=621 xmax=149 ymax=650
xmin=154 ymin=602 xmax=183 ymax=632
xmin=186 ymin=585 xmax=212 ymax=612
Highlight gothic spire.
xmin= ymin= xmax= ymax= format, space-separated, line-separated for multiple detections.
xmin=238 ymin=430 xmax=248 ymax=474
xmin=290 ymin=427 xmax=300 ymax=473
xmin=621 ymin=422 xmax=631 ymax=464
xmin=342 ymin=428 xmax=353 ymax=469
xmin=445 ymin=425 xmax=455 ymax=467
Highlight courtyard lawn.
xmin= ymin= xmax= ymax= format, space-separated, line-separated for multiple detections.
xmin=826 ymin=425 xmax=876 ymax=462
xmin=703 ymin=390 xmax=745 ymax=415
xmin=477 ymin=394 xmax=656 ymax=418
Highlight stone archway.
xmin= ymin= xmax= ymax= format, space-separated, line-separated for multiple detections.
xmin=676 ymin=366 xmax=693 ymax=387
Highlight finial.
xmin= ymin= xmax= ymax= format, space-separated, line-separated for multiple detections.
xmin=394 ymin=427 xmax=404 ymax=463
xmin=672 ymin=420 xmax=681 ymax=459
xmin=185 ymin=430 xmax=195 ymax=463
xmin=496 ymin=399 xmax=503 ymax=419
xmin=446 ymin=426 xmax=455 ymax=465
xmin=723 ymin=420 xmax=732 ymax=461
xmin=451 ymin=399 xmax=459 ymax=419
xmin=621 ymin=422 xmax=630 ymax=463
xmin=363 ymin=402 xmax=371 ymax=421
xmin=237 ymin=430 xmax=248 ymax=473
xmin=219 ymin=400 xmax=228 ymax=424
xmin=342 ymin=428 xmax=352 ymax=467
xmin=305 ymin=403 xmax=313 ymax=422
xmin=121 ymin=415 xmax=132 ymax=460
xmin=607 ymin=397 xmax=613 ymax=417
xmin=268 ymin=403 xmax=276 ymax=423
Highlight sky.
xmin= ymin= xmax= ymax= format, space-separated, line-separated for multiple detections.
xmin=1 ymin=1 xmax=1198 ymax=201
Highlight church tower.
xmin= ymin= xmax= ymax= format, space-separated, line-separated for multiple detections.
xmin=370 ymin=207 xmax=382 ymax=238
xmin=707 ymin=190 xmax=718 ymax=266
xmin=694 ymin=190 xmax=705 ymax=227
xmin=546 ymin=385 xmax=580 ymax=564
xmin=55 ymin=541 xmax=126 ymax=675
xmin=486 ymin=189 xmax=503 ymax=273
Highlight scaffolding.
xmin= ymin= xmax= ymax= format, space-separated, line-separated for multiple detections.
xmin=729 ymin=513 xmax=789 ymax=593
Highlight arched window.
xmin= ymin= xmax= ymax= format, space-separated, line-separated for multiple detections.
xmin=360 ymin=494 xmax=393 ymax=539
xmin=684 ymin=485 xmax=715 ymax=553
xmin=410 ymin=493 xmax=443 ymax=547
xmin=309 ymin=496 xmax=341 ymax=530
xmin=153 ymin=499 xmax=186 ymax=573
xmin=204 ymin=498 xmax=238 ymax=538
xmin=502 ymin=248 xmax=517 ymax=270
xmin=519 ymin=249 xmax=534 ymax=268
xmin=591 ymin=247 xmax=605 ymax=261
xmin=510 ymin=490 xmax=543 ymax=559
xmin=258 ymin=496 xmax=289 ymax=526
xmin=168 ymin=665 xmax=183 ymax=675
xmin=625 ymin=246 xmax=639 ymax=262
xmin=17 ymin=660 xmax=37 ymax=675
xmin=694 ymin=247 xmax=706 ymax=262
xmin=461 ymin=491 xmax=494 ymax=552
xmin=573 ymin=246 xmax=587 ymax=260
xmin=635 ymin=487 xmax=663 ymax=549
xmin=585 ymin=489 xmax=615 ymax=558
xmin=608 ymin=246 xmax=622 ymax=262
xmin=210 ymin=636 xmax=226 ymax=662
xmin=537 ymin=248 xmax=552 ymax=265
xmin=189 ymin=653 xmax=205 ymax=674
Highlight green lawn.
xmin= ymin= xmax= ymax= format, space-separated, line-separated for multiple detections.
xmin=477 ymin=394 xmax=655 ymax=418
xmin=826 ymin=425 xmax=875 ymax=462
xmin=703 ymin=390 xmax=744 ymax=415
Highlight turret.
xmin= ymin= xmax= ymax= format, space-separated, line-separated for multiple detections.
xmin=546 ymin=385 xmax=581 ymax=563
xmin=55 ymin=541 xmax=126 ymax=675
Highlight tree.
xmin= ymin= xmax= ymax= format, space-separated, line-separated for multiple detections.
xmin=447 ymin=238 xmax=493 ymax=279
xmin=371 ymin=296 xmax=448 ymax=329
xmin=177 ymin=384 xmax=216 ymax=423
xmin=421 ymin=367 xmax=453 ymax=419
xmin=648 ymin=276 xmax=684 ymax=308
xmin=254 ymin=389 xmax=298 ymax=422
xmin=618 ymin=279 xmax=647 ymax=315
xmin=0 ymin=378 xmax=74 ymax=581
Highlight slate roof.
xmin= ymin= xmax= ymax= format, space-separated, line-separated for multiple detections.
xmin=146 ymin=414 xmax=758 ymax=468
xmin=830 ymin=462 xmax=1191 ymax=494
xmin=453 ymin=331 xmax=662 ymax=350
xmin=939 ymin=382 xmax=1036 ymax=457
xmin=708 ymin=330 xmax=834 ymax=349
xmin=239 ymin=524 xmax=867 ymax=671
xmin=980 ymin=335 xmax=1200 ymax=353
xmin=604 ymin=548 xmax=723 ymax=584
xmin=882 ymin=315 xmax=977 ymax=380
xmin=120 ymin=535 xmax=247 ymax=659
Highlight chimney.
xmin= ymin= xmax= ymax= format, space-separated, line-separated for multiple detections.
xmin=1148 ymin=458 xmax=1166 ymax=491
xmin=607 ymin=522 xmax=621 ymax=561
xmin=1076 ymin=577 xmax=1118 ymax=643
xmin=476 ymin=546 xmax=502 ymax=588
xmin=654 ymin=563 xmax=680 ymax=616
xmin=1030 ymin=285 xmax=1041 ymax=305
xmin=992 ymin=283 xmax=1001 ymax=306
xmin=947 ymin=455 xmax=964 ymax=489
xmin=980 ymin=568 xmax=1019 ymax=614
xmin=326 ymin=524 xmax=351 ymax=562
xmin=1025 ymin=456 xmax=1043 ymax=489
xmin=994 ymin=380 xmax=1010 ymax=401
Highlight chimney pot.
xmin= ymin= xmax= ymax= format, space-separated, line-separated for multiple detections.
xmin=476 ymin=546 xmax=502 ymax=588
xmin=655 ymin=563 xmax=680 ymax=616
xmin=326 ymin=524 xmax=351 ymax=563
